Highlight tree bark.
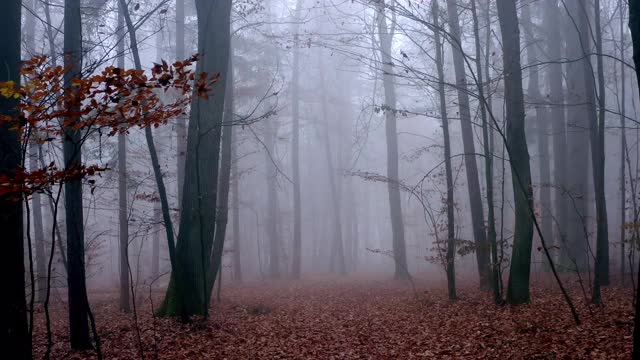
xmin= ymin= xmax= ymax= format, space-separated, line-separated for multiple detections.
xmin=563 ymin=0 xmax=590 ymax=270
xmin=291 ymin=0 xmax=303 ymax=279
xmin=117 ymin=0 xmax=131 ymax=313
xmin=445 ymin=0 xmax=491 ymax=288
xmin=207 ymin=57 xmax=234 ymax=299
xmin=64 ymin=0 xmax=92 ymax=348
xmin=522 ymin=1 xmax=552 ymax=274
xmin=0 ymin=0 xmax=30 ymax=357
xmin=591 ymin=0 xmax=610 ymax=302
xmin=318 ymin=53 xmax=346 ymax=275
xmin=375 ymin=0 xmax=408 ymax=280
xmin=496 ymin=0 xmax=535 ymax=305
xmin=159 ymin=0 xmax=232 ymax=318
xmin=543 ymin=0 xmax=569 ymax=267
xmin=175 ymin=0 xmax=187 ymax=209
xmin=432 ymin=0 xmax=456 ymax=300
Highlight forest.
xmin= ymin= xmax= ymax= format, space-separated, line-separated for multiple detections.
xmin=2 ymin=0 xmax=640 ymax=358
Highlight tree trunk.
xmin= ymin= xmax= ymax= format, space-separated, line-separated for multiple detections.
xmin=445 ymin=0 xmax=491 ymax=288
xmin=25 ymin=0 xmax=48 ymax=304
xmin=544 ymin=0 xmax=569 ymax=267
xmin=620 ymin=0 xmax=628 ymax=285
xmin=432 ymin=0 xmax=456 ymax=301
xmin=375 ymin=0 xmax=408 ymax=280
xmin=117 ymin=0 xmax=131 ymax=313
xmin=563 ymin=0 xmax=590 ymax=270
xmin=631 ymin=2 xmax=640 ymax=354
xmin=0 ymin=1 xmax=30 ymax=357
xmin=591 ymin=0 xmax=610 ymax=302
xmin=175 ymin=0 xmax=187 ymax=209
xmin=318 ymin=53 xmax=346 ymax=275
xmin=231 ymin=129 xmax=242 ymax=282
xmin=497 ymin=0 xmax=535 ymax=305
xmin=291 ymin=0 xmax=303 ymax=279
xmin=64 ymin=0 xmax=92 ymax=348
xmin=470 ymin=0 xmax=500 ymax=302
xmin=522 ymin=1 xmax=552 ymax=273
xmin=159 ymin=0 xmax=232 ymax=318
xmin=206 ymin=57 xmax=234 ymax=299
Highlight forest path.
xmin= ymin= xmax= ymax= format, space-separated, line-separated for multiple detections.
xmin=34 ymin=277 xmax=632 ymax=358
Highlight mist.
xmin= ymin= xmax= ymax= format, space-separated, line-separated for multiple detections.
xmin=2 ymin=0 xmax=640 ymax=358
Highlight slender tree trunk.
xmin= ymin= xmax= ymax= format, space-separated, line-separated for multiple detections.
xmin=318 ymin=53 xmax=346 ymax=275
xmin=628 ymin=0 xmax=640 ymax=352
xmin=375 ymin=0 xmax=408 ymax=280
xmin=0 ymin=1 xmax=30 ymax=357
xmin=564 ymin=0 xmax=590 ymax=270
xmin=445 ymin=0 xmax=491 ymax=288
xmin=176 ymin=0 xmax=187 ymax=209
xmin=64 ymin=0 xmax=92 ymax=348
xmin=620 ymin=0 xmax=628 ymax=285
xmin=544 ymin=0 xmax=569 ymax=267
xmin=207 ymin=57 xmax=235 ymax=299
xmin=265 ymin=108 xmax=281 ymax=279
xmin=152 ymin=203 xmax=160 ymax=281
xmin=497 ymin=0 xmax=535 ymax=305
xmin=116 ymin=1 xmax=131 ymax=313
xmin=231 ymin=129 xmax=242 ymax=282
xmin=522 ymin=2 xmax=552 ymax=273
xmin=470 ymin=0 xmax=500 ymax=302
xmin=291 ymin=0 xmax=303 ymax=279
xmin=25 ymin=0 xmax=47 ymax=304
xmin=591 ymin=0 xmax=610 ymax=302
xmin=432 ymin=0 xmax=456 ymax=300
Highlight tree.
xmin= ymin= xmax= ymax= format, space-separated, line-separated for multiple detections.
xmin=432 ymin=0 xmax=456 ymax=301
xmin=158 ymin=0 xmax=233 ymax=318
xmin=496 ymin=0 xmax=535 ymax=305
xmin=590 ymin=0 xmax=610 ymax=302
xmin=176 ymin=0 xmax=187 ymax=208
xmin=0 ymin=0 xmax=30 ymax=357
xmin=117 ymin=0 xmax=131 ymax=314
xmin=444 ymin=0 xmax=491 ymax=288
xmin=64 ymin=0 xmax=93 ymax=349
xmin=543 ymin=0 xmax=568 ymax=266
xmin=375 ymin=0 xmax=408 ymax=280
xmin=470 ymin=0 xmax=500 ymax=302
xmin=291 ymin=0 xmax=303 ymax=279
xmin=627 ymin=0 xmax=640 ymax=356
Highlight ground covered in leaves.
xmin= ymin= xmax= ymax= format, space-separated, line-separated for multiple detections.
xmin=33 ymin=276 xmax=633 ymax=359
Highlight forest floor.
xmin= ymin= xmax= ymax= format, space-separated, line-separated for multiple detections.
xmin=33 ymin=275 xmax=633 ymax=359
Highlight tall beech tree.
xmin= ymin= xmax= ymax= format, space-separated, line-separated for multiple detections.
xmin=158 ymin=0 xmax=233 ymax=318
xmin=496 ymin=0 xmax=535 ymax=305
xmin=0 ymin=0 xmax=30 ymax=357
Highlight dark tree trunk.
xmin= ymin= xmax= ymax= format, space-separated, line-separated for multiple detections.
xmin=627 ymin=0 xmax=640 ymax=356
xmin=64 ymin=0 xmax=92 ymax=349
xmin=0 ymin=1 xmax=30 ymax=357
xmin=496 ymin=0 xmax=535 ymax=305
xmin=117 ymin=0 xmax=131 ymax=314
xmin=445 ymin=0 xmax=491 ymax=288
xmin=432 ymin=0 xmax=456 ymax=300
xmin=563 ymin=0 xmax=590 ymax=270
xmin=591 ymin=0 xmax=610 ymax=302
xmin=159 ymin=0 xmax=232 ymax=317
xmin=175 ymin=0 xmax=187 ymax=209
xmin=207 ymin=58 xmax=235 ymax=299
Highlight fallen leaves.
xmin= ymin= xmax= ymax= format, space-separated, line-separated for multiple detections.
xmin=32 ymin=278 xmax=633 ymax=359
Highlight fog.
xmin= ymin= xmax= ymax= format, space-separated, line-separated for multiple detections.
xmin=3 ymin=0 xmax=640 ymax=357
